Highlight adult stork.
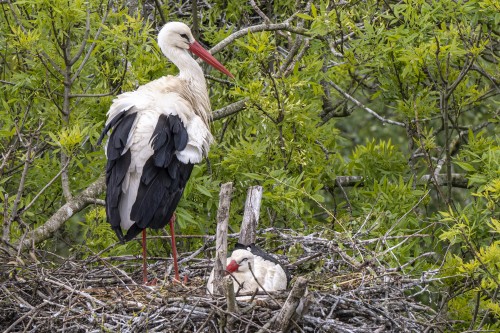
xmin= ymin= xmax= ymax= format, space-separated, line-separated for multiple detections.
xmin=207 ymin=243 xmax=291 ymax=294
xmin=98 ymin=22 xmax=233 ymax=284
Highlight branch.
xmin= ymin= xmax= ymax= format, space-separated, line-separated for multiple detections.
xmin=249 ymin=0 xmax=272 ymax=24
xmin=203 ymin=22 xmax=311 ymax=58
xmin=213 ymin=182 xmax=233 ymax=295
xmin=0 ymin=79 xmax=15 ymax=86
xmin=60 ymin=154 xmax=72 ymax=201
xmin=71 ymin=3 xmax=110 ymax=82
xmin=419 ymin=173 xmax=469 ymax=188
xmin=20 ymin=157 xmax=70 ymax=215
xmin=334 ymin=176 xmax=364 ymax=187
xmin=280 ymin=39 xmax=310 ymax=78
xmin=68 ymin=9 xmax=91 ymax=66
xmin=4 ymin=141 xmax=33 ymax=242
xmin=327 ymin=81 xmax=406 ymax=127
xmin=239 ymin=185 xmax=263 ymax=246
xmin=211 ymin=98 xmax=248 ymax=120
xmin=333 ymin=174 xmax=469 ymax=189
xmin=15 ymin=175 xmax=106 ymax=251
xmin=270 ymin=277 xmax=309 ymax=332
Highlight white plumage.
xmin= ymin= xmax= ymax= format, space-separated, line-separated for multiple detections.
xmin=207 ymin=245 xmax=290 ymax=294
xmin=105 ymin=79 xmax=213 ymax=231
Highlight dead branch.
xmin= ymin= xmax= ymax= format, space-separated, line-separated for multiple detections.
xmin=214 ymin=182 xmax=233 ymax=295
xmin=14 ymin=175 xmax=106 ymax=252
xmin=239 ymin=185 xmax=263 ymax=245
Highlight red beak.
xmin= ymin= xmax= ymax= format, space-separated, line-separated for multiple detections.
xmin=189 ymin=40 xmax=234 ymax=78
xmin=226 ymin=259 xmax=239 ymax=273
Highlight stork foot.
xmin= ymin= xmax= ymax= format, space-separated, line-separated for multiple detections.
xmin=171 ymin=274 xmax=188 ymax=284
xmin=145 ymin=278 xmax=158 ymax=286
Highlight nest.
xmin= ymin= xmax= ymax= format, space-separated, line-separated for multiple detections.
xmin=1 ymin=229 xmax=442 ymax=332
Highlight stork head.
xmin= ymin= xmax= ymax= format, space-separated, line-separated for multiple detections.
xmin=157 ymin=22 xmax=233 ymax=78
xmin=226 ymin=249 xmax=254 ymax=273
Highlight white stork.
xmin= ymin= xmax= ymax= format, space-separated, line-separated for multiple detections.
xmin=97 ymin=22 xmax=233 ymax=284
xmin=207 ymin=243 xmax=291 ymax=294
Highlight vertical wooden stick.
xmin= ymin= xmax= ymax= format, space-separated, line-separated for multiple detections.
xmin=214 ymin=182 xmax=233 ymax=295
xmin=272 ymin=277 xmax=309 ymax=332
xmin=239 ymin=185 xmax=263 ymax=245
xmin=225 ymin=277 xmax=238 ymax=313
xmin=225 ymin=277 xmax=238 ymax=331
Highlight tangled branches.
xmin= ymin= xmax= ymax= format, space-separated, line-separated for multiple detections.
xmin=1 ymin=229 xmax=444 ymax=332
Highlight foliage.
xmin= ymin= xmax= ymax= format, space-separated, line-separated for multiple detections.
xmin=439 ymin=130 xmax=500 ymax=331
xmin=0 ymin=0 xmax=498 ymax=330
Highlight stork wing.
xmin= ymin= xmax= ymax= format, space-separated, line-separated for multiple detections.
xmin=103 ymin=111 xmax=194 ymax=242
xmin=102 ymin=112 xmax=138 ymax=242
xmin=129 ymin=114 xmax=193 ymax=233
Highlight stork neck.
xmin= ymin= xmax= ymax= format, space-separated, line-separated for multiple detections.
xmin=165 ymin=47 xmax=211 ymax=122
xmin=167 ymin=48 xmax=207 ymax=90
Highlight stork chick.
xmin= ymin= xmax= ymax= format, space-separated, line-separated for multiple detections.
xmin=207 ymin=244 xmax=290 ymax=294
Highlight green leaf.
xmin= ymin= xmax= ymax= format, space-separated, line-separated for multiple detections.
xmin=196 ymin=184 xmax=212 ymax=198
xmin=455 ymin=161 xmax=476 ymax=172
xmin=311 ymin=3 xmax=317 ymax=18
xmin=242 ymin=172 xmax=265 ymax=181
xmin=296 ymin=13 xmax=313 ymax=20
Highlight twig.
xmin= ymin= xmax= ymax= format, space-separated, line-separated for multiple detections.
xmin=20 ymin=158 xmax=71 ymax=215
xmin=43 ymin=277 xmax=106 ymax=307
xmin=327 ymin=80 xmax=405 ymax=127
xmin=3 ymin=300 xmax=49 ymax=333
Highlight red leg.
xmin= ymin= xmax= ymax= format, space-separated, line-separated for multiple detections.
xmin=169 ymin=214 xmax=180 ymax=282
xmin=142 ymin=229 xmax=148 ymax=284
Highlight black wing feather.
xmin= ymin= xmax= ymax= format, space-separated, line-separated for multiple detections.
xmin=97 ymin=106 xmax=134 ymax=145
xmin=125 ymin=114 xmax=193 ymax=240
xmin=104 ymin=112 xmax=137 ymax=242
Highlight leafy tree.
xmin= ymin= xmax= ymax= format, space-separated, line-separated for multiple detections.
xmin=1 ymin=0 xmax=498 ymax=330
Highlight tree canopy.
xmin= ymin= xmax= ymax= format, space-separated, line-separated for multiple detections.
xmin=1 ymin=0 xmax=498 ymax=331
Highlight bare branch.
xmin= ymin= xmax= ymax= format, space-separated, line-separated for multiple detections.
xmin=3 ymin=139 xmax=34 ymax=242
xmin=60 ymin=153 xmax=72 ymax=201
xmin=333 ymin=174 xmax=469 ymax=189
xmin=281 ymin=39 xmax=310 ymax=78
xmin=239 ymin=185 xmax=262 ymax=245
xmin=204 ymin=22 xmax=311 ymax=58
xmin=20 ymin=157 xmax=71 ymax=215
xmin=334 ymin=174 xmax=470 ymax=189
xmin=16 ymin=175 xmax=106 ymax=251
xmin=270 ymin=277 xmax=308 ymax=331
xmin=214 ymin=182 xmax=233 ymax=295
xmin=71 ymin=3 xmax=110 ymax=82
xmin=68 ymin=9 xmax=91 ymax=66
xmin=250 ymin=0 xmax=272 ymax=24
xmin=211 ymin=99 xmax=248 ymax=120
xmin=327 ymin=81 xmax=406 ymax=127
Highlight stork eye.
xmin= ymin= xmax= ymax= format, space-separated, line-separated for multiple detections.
xmin=180 ymin=33 xmax=189 ymax=41
xmin=239 ymin=258 xmax=248 ymax=264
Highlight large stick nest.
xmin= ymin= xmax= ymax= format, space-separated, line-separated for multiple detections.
xmin=1 ymin=228 xmax=443 ymax=332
